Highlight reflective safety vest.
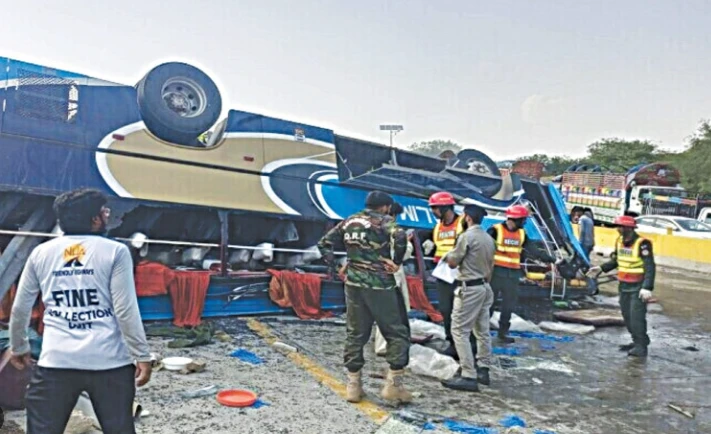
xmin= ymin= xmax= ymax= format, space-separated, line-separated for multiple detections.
xmin=493 ymin=223 xmax=526 ymax=269
xmin=616 ymin=236 xmax=645 ymax=283
xmin=433 ymin=215 xmax=465 ymax=262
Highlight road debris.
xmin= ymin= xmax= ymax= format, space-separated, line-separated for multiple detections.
xmin=668 ymin=403 xmax=695 ymax=419
xmin=538 ymin=321 xmax=595 ymax=335
xmin=229 ymin=348 xmax=265 ymax=365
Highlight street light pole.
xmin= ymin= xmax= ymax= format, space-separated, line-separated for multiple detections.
xmin=379 ymin=124 xmax=404 ymax=166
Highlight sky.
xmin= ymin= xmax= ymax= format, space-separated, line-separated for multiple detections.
xmin=3 ymin=0 xmax=710 ymax=160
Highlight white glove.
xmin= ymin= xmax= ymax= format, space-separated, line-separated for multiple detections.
xmin=422 ymin=239 xmax=435 ymax=255
xmin=585 ymin=266 xmax=602 ymax=278
xmin=639 ymin=289 xmax=653 ymax=302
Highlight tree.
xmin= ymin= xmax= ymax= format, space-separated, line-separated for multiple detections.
xmin=674 ymin=120 xmax=711 ymax=193
xmin=407 ymin=140 xmax=461 ymax=157
xmin=586 ymin=138 xmax=659 ymax=170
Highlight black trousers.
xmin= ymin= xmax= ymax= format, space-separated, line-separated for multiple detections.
xmin=489 ymin=268 xmax=521 ymax=336
xmin=437 ymin=279 xmax=477 ymax=357
xmin=26 ymin=364 xmax=136 ymax=434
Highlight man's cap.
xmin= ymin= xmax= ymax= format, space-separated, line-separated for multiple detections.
xmin=365 ymin=191 xmax=394 ymax=207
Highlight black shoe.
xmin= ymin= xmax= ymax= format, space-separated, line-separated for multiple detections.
xmin=441 ymin=376 xmax=480 ymax=392
xmin=477 ymin=367 xmax=490 ymax=386
xmin=497 ymin=335 xmax=515 ymax=344
xmin=619 ymin=343 xmax=635 ymax=351
xmin=443 ymin=345 xmax=460 ymax=361
xmin=628 ymin=346 xmax=648 ymax=358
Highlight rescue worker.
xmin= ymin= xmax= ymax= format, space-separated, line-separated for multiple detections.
xmin=318 ymin=191 xmax=413 ymax=403
xmin=422 ymin=191 xmax=476 ymax=359
xmin=441 ymin=205 xmax=496 ymax=392
xmin=373 ymin=202 xmax=412 ymax=356
xmin=487 ymin=204 xmax=557 ymax=344
xmin=586 ymin=215 xmax=655 ymax=357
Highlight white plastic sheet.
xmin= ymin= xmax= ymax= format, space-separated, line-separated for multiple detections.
xmin=490 ymin=311 xmax=542 ymax=333
xmin=538 ymin=321 xmax=595 ymax=335
xmin=407 ymin=344 xmax=459 ymax=380
xmin=409 ymin=319 xmax=446 ymax=340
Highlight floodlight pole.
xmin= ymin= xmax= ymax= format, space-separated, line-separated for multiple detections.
xmin=379 ymin=124 xmax=404 ymax=166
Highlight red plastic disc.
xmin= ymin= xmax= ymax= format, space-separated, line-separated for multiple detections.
xmin=216 ymin=389 xmax=258 ymax=407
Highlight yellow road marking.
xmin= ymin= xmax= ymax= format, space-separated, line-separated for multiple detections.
xmin=246 ymin=318 xmax=391 ymax=424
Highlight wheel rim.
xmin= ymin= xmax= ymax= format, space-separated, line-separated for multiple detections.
xmin=161 ymin=77 xmax=208 ymax=118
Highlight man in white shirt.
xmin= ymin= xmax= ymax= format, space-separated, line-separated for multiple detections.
xmin=9 ymin=188 xmax=152 ymax=434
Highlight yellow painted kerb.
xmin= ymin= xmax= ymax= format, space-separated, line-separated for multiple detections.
xmin=246 ymin=318 xmax=391 ymax=424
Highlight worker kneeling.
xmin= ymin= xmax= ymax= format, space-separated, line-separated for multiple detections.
xmin=318 ymin=191 xmax=413 ymax=404
xmin=441 ymin=205 xmax=496 ymax=392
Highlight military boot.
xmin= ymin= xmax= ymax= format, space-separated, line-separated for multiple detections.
xmin=618 ymin=342 xmax=635 ymax=352
xmin=381 ymin=369 xmax=413 ymax=403
xmin=346 ymin=370 xmax=363 ymax=402
xmin=497 ymin=332 xmax=515 ymax=344
xmin=477 ymin=367 xmax=490 ymax=386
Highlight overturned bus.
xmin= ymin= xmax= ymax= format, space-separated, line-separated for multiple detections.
xmin=0 ymin=57 xmax=595 ymax=324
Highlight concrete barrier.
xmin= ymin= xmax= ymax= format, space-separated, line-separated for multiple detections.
xmin=572 ymin=224 xmax=711 ymax=273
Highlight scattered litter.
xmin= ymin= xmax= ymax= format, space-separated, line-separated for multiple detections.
xmin=496 ymin=331 xmax=574 ymax=343
xmin=423 ymin=422 xmax=436 ymax=430
xmin=181 ymin=385 xmax=219 ymax=399
xmin=499 ymin=414 xmax=526 ymax=428
xmin=180 ymin=359 xmax=207 ymax=374
xmin=538 ymin=321 xmax=595 ymax=335
xmin=539 ymin=343 xmax=556 ymax=352
xmin=493 ymin=347 xmax=525 ymax=356
xmin=217 ymin=389 xmax=259 ymax=407
xmin=491 ymin=312 xmax=542 ymax=333
xmin=552 ymin=301 xmax=570 ymax=309
xmin=375 ymin=417 xmax=427 ymax=434
xmin=214 ymin=330 xmax=233 ymax=342
xmin=534 ymin=430 xmax=557 ymax=434
xmin=498 ymin=357 xmax=517 ymax=369
xmin=682 ymin=346 xmax=700 ymax=352
xmin=162 ymin=356 xmax=193 ymax=371
xmin=272 ymin=341 xmax=298 ymax=353
xmin=532 ymin=377 xmax=543 ymax=384
xmin=500 ymin=356 xmax=575 ymax=375
xmin=443 ymin=419 xmax=498 ymax=433
xmin=504 ymin=428 xmax=525 ymax=433
xmin=668 ymin=403 xmax=695 ymax=419
xmin=553 ymin=309 xmax=625 ymax=326
xmin=229 ymin=348 xmax=265 ymax=365
xmin=252 ymin=398 xmax=270 ymax=409
xmin=408 ymin=344 xmax=459 ymax=380
xmin=145 ymin=323 xmax=215 ymax=348
xmin=409 ymin=319 xmax=447 ymax=340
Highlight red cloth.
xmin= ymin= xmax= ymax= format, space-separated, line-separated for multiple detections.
xmin=0 ymin=284 xmax=44 ymax=335
xmin=167 ymin=271 xmax=212 ymax=327
xmin=406 ymin=276 xmax=443 ymax=323
xmin=267 ymin=270 xmax=333 ymax=320
xmin=134 ymin=261 xmax=176 ymax=297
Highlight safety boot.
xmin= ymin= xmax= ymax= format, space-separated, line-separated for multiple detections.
xmin=381 ymin=369 xmax=413 ymax=403
xmin=497 ymin=333 xmax=515 ymax=344
xmin=618 ymin=342 xmax=635 ymax=352
xmin=346 ymin=370 xmax=363 ymax=402
xmin=628 ymin=346 xmax=648 ymax=358
xmin=477 ymin=367 xmax=490 ymax=386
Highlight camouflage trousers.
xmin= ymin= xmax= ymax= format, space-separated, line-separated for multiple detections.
xmin=344 ymin=284 xmax=410 ymax=372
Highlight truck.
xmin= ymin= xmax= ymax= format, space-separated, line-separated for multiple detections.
xmin=0 ymin=56 xmax=595 ymax=324
xmin=556 ymin=163 xmax=699 ymax=224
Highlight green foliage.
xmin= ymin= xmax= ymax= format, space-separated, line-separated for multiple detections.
xmin=407 ymin=140 xmax=461 ymax=157
xmin=586 ymin=138 xmax=659 ymax=170
xmin=674 ymin=121 xmax=711 ymax=193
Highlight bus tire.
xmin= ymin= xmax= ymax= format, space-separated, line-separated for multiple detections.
xmin=136 ymin=62 xmax=222 ymax=146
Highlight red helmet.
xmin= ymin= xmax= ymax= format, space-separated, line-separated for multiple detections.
xmin=614 ymin=215 xmax=637 ymax=228
xmin=505 ymin=205 xmax=529 ymax=219
xmin=428 ymin=191 xmax=456 ymax=206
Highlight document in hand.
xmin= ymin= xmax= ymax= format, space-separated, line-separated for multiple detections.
xmin=431 ymin=259 xmax=458 ymax=284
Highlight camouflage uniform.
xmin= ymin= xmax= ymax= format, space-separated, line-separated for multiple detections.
xmin=318 ymin=209 xmax=410 ymax=372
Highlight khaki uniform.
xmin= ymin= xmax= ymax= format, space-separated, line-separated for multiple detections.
xmin=446 ymin=224 xmax=496 ymax=378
